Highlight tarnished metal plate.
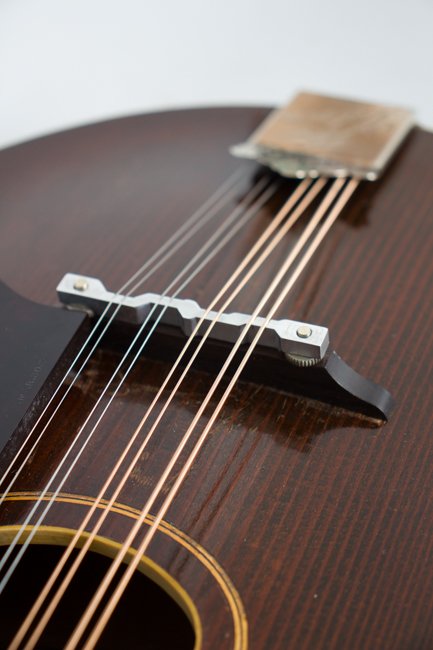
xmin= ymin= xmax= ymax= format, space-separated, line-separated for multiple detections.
xmin=231 ymin=92 xmax=414 ymax=180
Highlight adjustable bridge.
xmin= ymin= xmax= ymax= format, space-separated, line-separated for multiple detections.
xmin=0 ymin=271 xmax=394 ymax=462
xmin=56 ymin=273 xmax=394 ymax=422
xmin=57 ymin=273 xmax=329 ymax=361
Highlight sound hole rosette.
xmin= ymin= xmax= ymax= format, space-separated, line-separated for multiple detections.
xmin=0 ymin=492 xmax=248 ymax=650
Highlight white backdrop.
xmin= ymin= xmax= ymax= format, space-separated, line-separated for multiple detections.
xmin=1 ymin=0 xmax=432 ymax=150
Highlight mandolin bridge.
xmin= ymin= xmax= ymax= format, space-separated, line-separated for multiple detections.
xmin=56 ymin=273 xmax=394 ymax=422
xmin=0 ymin=268 xmax=394 ymax=465
xmin=57 ymin=273 xmax=329 ymax=361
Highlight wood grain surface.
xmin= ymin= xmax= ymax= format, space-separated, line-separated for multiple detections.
xmin=0 ymin=107 xmax=433 ymax=649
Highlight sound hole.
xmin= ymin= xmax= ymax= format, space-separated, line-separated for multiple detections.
xmin=0 ymin=544 xmax=195 ymax=649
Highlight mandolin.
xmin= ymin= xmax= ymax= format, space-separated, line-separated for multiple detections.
xmin=0 ymin=100 xmax=433 ymax=649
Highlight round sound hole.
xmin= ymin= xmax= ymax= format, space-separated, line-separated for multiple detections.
xmin=0 ymin=544 xmax=195 ymax=649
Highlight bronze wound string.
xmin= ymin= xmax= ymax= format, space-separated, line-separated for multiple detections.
xmin=73 ymin=179 xmax=358 ymax=650
xmin=19 ymin=176 xmax=340 ymax=650
xmin=0 ymin=167 xmax=249 ymax=495
xmin=10 ymin=177 xmax=318 ymax=649
xmin=0 ymin=174 xmax=278 ymax=600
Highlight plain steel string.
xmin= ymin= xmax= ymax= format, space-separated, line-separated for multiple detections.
xmin=0 ymin=171 xmax=253 ymax=606
xmin=0 ymin=175 xmax=273 ymax=592
xmin=11 ymin=178 xmax=317 ymax=650
xmin=73 ymin=178 xmax=359 ymax=650
xmin=63 ymin=179 xmax=353 ymax=650
xmin=0 ymin=167 xmax=247 ymax=495
xmin=0 ymin=175 xmax=276 ymax=597
xmin=26 ymin=176 xmax=330 ymax=650
xmin=0 ymin=168 xmax=247 ymax=496
xmin=14 ymin=178 xmax=317 ymax=650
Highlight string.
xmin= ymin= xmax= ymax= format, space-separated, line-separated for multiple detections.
xmin=0 ymin=166 xmax=248 ymax=495
xmin=10 ymin=177 xmax=316 ymax=649
xmin=76 ymin=178 xmax=359 ymax=650
xmin=22 ymin=175 xmax=338 ymax=650
xmin=0 ymin=173 xmax=274 ymax=597
xmin=0 ymin=174 xmax=276 ymax=600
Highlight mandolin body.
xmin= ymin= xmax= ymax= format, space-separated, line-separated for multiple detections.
xmin=1 ymin=107 xmax=433 ymax=649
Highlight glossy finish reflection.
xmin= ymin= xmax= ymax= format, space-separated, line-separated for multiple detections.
xmin=0 ymin=108 xmax=432 ymax=648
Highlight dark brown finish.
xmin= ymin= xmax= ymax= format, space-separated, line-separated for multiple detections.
xmin=0 ymin=107 xmax=432 ymax=649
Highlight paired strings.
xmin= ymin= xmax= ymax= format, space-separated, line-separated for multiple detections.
xmin=0 ymin=166 xmax=248 ymax=495
xmin=11 ymin=175 xmax=350 ymax=647
xmin=8 ymin=175 xmax=316 ymax=649
xmin=77 ymin=178 xmax=359 ymax=650
xmin=69 ymin=177 xmax=358 ymax=650
xmin=7 ymin=173 xmax=358 ymax=650
xmin=0 ymin=170 xmax=276 ymax=593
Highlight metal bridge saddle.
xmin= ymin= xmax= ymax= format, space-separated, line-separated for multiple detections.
xmin=0 ymin=269 xmax=395 ymax=463
xmin=57 ymin=273 xmax=394 ymax=421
